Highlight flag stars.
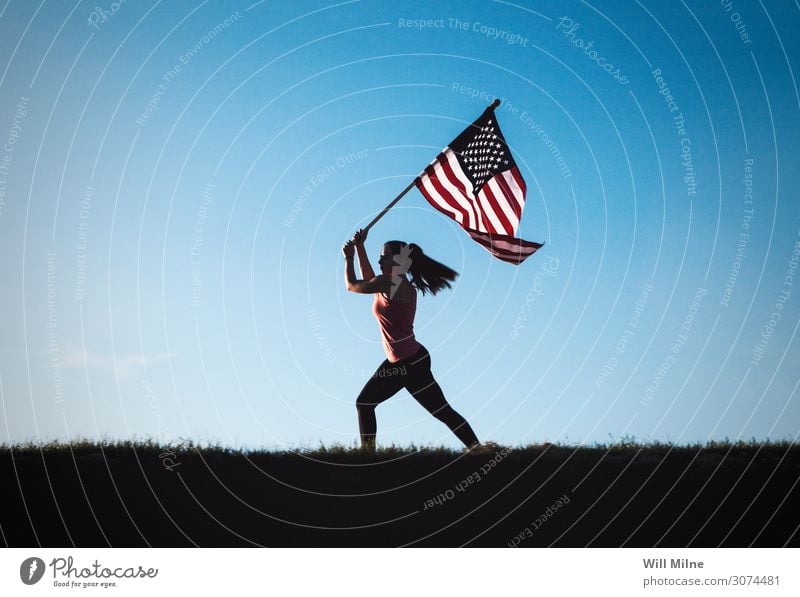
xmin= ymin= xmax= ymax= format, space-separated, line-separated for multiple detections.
xmin=458 ymin=119 xmax=513 ymax=190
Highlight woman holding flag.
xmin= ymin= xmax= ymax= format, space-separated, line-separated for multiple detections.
xmin=339 ymin=100 xmax=539 ymax=453
xmin=342 ymin=227 xmax=483 ymax=452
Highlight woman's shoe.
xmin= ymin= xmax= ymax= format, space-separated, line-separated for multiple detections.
xmin=465 ymin=440 xmax=502 ymax=454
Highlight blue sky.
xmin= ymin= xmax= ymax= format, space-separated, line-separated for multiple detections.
xmin=1 ymin=0 xmax=798 ymax=449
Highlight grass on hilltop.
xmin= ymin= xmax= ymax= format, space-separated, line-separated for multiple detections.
xmin=1 ymin=435 xmax=797 ymax=460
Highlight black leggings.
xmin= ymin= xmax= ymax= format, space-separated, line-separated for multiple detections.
xmin=356 ymin=344 xmax=479 ymax=448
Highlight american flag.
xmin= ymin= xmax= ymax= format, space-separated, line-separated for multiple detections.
xmin=414 ymin=103 xmax=543 ymax=265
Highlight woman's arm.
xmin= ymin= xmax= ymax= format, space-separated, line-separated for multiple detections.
xmin=352 ymin=228 xmax=375 ymax=279
xmin=355 ymin=244 xmax=375 ymax=279
xmin=343 ymin=240 xmax=391 ymax=294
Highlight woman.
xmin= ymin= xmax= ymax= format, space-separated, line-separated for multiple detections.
xmin=342 ymin=227 xmax=483 ymax=452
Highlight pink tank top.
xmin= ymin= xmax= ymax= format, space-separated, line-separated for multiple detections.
xmin=372 ymin=282 xmax=422 ymax=363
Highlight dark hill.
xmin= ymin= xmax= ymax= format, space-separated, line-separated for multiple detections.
xmin=2 ymin=440 xmax=798 ymax=547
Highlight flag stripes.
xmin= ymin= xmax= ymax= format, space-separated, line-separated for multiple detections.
xmin=466 ymin=230 xmax=543 ymax=265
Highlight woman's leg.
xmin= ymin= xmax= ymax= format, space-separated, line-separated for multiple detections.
xmin=404 ymin=346 xmax=479 ymax=448
xmin=355 ymin=359 xmax=407 ymax=449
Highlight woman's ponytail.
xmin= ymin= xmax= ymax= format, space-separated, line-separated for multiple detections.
xmin=405 ymin=243 xmax=458 ymax=296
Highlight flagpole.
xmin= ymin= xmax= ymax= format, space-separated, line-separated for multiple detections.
xmin=362 ymin=179 xmax=417 ymax=233
xmin=361 ymin=99 xmax=502 ymax=234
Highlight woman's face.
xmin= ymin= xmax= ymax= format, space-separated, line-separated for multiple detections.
xmin=378 ymin=244 xmax=396 ymax=275
xmin=378 ymin=243 xmax=412 ymax=276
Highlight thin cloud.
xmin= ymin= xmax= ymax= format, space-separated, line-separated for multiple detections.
xmin=60 ymin=346 xmax=175 ymax=378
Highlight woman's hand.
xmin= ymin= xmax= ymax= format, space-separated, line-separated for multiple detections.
xmin=350 ymin=229 xmax=375 ymax=278
xmin=352 ymin=227 xmax=368 ymax=246
xmin=342 ymin=240 xmax=355 ymax=258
